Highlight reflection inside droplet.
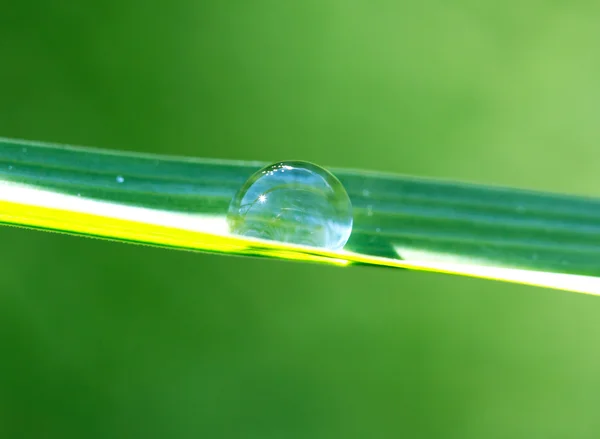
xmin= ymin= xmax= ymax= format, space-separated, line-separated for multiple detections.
xmin=227 ymin=161 xmax=353 ymax=250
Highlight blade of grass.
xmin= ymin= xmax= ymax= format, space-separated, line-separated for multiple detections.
xmin=1 ymin=137 xmax=599 ymax=295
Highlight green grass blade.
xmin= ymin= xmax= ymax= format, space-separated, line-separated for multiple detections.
xmin=1 ymin=137 xmax=599 ymax=295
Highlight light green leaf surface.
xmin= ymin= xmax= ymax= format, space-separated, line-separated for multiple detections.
xmin=1 ymin=137 xmax=599 ymax=295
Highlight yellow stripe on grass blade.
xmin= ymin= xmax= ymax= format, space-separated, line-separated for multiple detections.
xmin=1 ymin=179 xmax=598 ymax=295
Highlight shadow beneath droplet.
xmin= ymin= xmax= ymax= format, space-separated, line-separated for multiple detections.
xmin=344 ymin=231 xmax=401 ymax=260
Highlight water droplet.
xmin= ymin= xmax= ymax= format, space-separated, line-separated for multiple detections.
xmin=22 ymin=147 xmax=27 ymax=153
xmin=376 ymin=227 xmax=381 ymax=233
xmin=116 ymin=175 xmax=125 ymax=183
xmin=7 ymin=165 xmax=12 ymax=171
xmin=227 ymin=161 xmax=353 ymax=250
xmin=362 ymin=189 xmax=370 ymax=197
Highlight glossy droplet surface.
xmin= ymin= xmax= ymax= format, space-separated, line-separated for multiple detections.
xmin=227 ymin=161 xmax=353 ymax=250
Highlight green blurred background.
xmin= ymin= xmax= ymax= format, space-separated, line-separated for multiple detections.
xmin=1 ymin=1 xmax=600 ymax=437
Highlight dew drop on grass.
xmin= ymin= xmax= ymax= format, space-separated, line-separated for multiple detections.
xmin=227 ymin=161 xmax=353 ymax=250
xmin=116 ymin=175 xmax=125 ymax=183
